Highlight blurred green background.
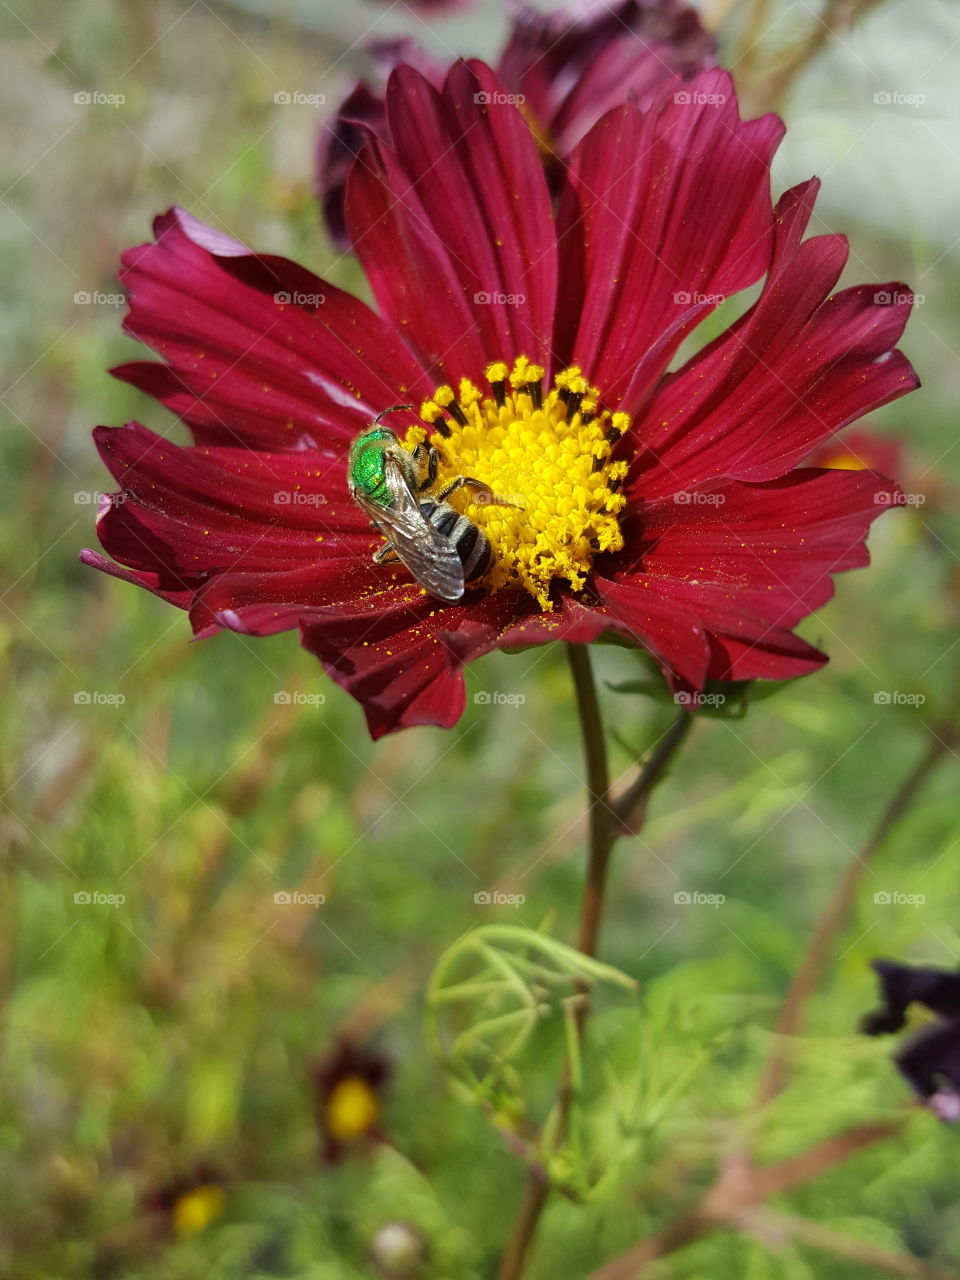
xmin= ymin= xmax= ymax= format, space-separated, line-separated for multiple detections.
xmin=3 ymin=1 xmax=960 ymax=1276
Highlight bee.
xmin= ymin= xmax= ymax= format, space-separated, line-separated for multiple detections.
xmin=348 ymin=406 xmax=515 ymax=603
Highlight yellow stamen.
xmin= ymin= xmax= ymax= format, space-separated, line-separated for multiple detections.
xmin=402 ymin=358 xmax=629 ymax=611
xmin=325 ymin=1075 xmax=380 ymax=1142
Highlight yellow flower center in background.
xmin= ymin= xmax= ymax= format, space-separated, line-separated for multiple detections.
xmin=404 ymin=358 xmax=630 ymax=610
xmin=818 ymin=448 xmax=865 ymax=471
xmin=172 ymin=1184 xmax=226 ymax=1236
xmin=518 ymin=103 xmax=554 ymax=160
xmin=325 ymin=1074 xmax=380 ymax=1142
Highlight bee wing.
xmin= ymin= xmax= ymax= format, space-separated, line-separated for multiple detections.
xmin=356 ymin=455 xmax=465 ymax=602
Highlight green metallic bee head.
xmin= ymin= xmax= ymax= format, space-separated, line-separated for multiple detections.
xmin=348 ymin=406 xmax=414 ymax=506
xmin=348 ymin=427 xmax=395 ymax=504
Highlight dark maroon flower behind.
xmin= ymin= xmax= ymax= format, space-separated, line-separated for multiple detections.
xmin=82 ymin=61 xmax=917 ymax=738
xmin=317 ymin=0 xmax=716 ymax=249
xmin=367 ymin=0 xmax=477 ymax=12
xmin=861 ymin=958 xmax=960 ymax=1121
xmin=143 ymin=1164 xmax=228 ymax=1236
xmin=315 ymin=1039 xmax=391 ymax=1162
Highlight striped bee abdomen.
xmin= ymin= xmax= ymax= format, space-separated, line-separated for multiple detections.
xmin=419 ymin=500 xmax=491 ymax=583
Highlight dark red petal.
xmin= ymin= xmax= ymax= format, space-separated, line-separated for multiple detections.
xmin=114 ymin=207 xmax=428 ymax=449
xmin=302 ymin=590 xmax=609 ymax=738
xmin=187 ymin=560 xmax=392 ymax=639
xmin=592 ymin=575 xmax=711 ymax=687
xmin=555 ymin=70 xmax=783 ymax=406
xmin=80 ymin=545 xmax=195 ymax=610
xmin=632 ymin=181 xmax=920 ymax=497
xmin=705 ymin=629 xmax=825 ymax=684
xmin=93 ymin=422 xmax=370 ymax=558
xmin=602 ymin=467 xmax=897 ymax=688
xmin=87 ymin=421 xmax=388 ymax=634
xmin=346 ymin=60 xmax=557 ymax=386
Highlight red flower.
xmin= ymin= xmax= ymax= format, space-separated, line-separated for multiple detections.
xmin=82 ymin=62 xmax=917 ymax=738
xmin=317 ymin=0 xmax=715 ymax=248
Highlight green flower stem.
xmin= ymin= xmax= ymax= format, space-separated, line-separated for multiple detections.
xmin=567 ymin=644 xmax=614 ymax=960
xmin=497 ymin=647 xmax=695 ymax=1280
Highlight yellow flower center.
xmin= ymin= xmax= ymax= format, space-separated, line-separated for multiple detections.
xmin=325 ymin=1074 xmax=380 ymax=1142
xmin=403 ymin=358 xmax=630 ymax=610
xmin=172 ymin=1184 xmax=226 ymax=1236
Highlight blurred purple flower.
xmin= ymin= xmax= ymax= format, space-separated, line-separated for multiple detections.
xmin=862 ymin=958 xmax=960 ymax=1121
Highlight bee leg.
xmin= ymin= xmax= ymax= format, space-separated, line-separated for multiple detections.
xmin=437 ymin=476 xmax=522 ymax=509
xmin=373 ymin=543 xmax=401 ymax=565
xmin=411 ymin=442 xmax=439 ymax=492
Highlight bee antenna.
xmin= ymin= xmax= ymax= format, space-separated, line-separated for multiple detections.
xmin=373 ymin=403 xmax=414 ymax=426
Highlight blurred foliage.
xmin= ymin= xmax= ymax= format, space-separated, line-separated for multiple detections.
xmin=2 ymin=0 xmax=960 ymax=1277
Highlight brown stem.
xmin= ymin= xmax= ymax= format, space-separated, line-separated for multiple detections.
xmin=747 ymin=1208 xmax=960 ymax=1280
xmin=740 ymin=0 xmax=886 ymax=117
xmin=756 ymin=727 xmax=955 ymax=1106
xmin=588 ymin=1120 xmax=903 ymax=1280
xmin=496 ymin=1171 xmax=552 ymax=1280
xmin=497 ymin=660 xmax=695 ymax=1280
